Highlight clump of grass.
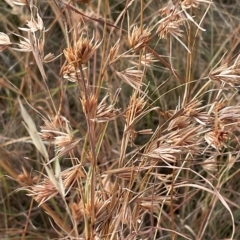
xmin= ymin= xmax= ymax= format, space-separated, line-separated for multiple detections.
xmin=0 ymin=0 xmax=240 ymax=240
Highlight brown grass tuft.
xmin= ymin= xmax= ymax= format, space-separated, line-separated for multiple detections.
xmin=1 ymin=1 xmax=240 ymax=239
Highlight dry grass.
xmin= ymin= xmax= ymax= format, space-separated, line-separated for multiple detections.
xmin=0 ymin=0 xmax=240 ymax=239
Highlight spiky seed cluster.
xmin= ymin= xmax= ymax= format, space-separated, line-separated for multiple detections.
xmin=92 ymin=94 xmax=119 ymax=123
xmin=15 ymin=38 xmax=32 ymax=52
xmin=140 ymin=53 xmax=157 ymax=67
xmin=17 ymin=167 xmax=38 ymax=186
xmin=167 ymin=115 xmax=191 ymax=131
xmin=71 ymin=202 xmax=83 ymax=224
xmin=40 ymin=117 xmax=61 ymax=142
xmin=128 ymin=25 xmax=151 ymax=51
xmin=125 ymin=94 xmax=146 ymax=126
xmin=204 ymin=128 xmax=228 ymax=150
xmin=0 ymin=32 xmax=12 ymax=52
xmin=19 ymin=12 xmax=43 ymax=32
xmin=180 ymin=0 xmax=200 ymax=8
xmin=116 ymin=67 xmax=144 ymax=90
xmin=63 ymin=35 xmax=101 ymax=66
xmin=40 ymin=115 xmax=70 ymax=140
xmin=124 ymin=94 xmax=147 ymax=142
xmin=28 ymin=165 xmax=85 ymax=205
xmin=157 ymin=2 xmax=186 ymax=39
xmin=180 ymin=0 xmax=212 ymax=9
xmin=183 ymin=100 xmax=214 ymax=125
xmin=160 ymin=0 xmax=175 ymax=16
xmin=62 ymin=64 xmax=82 ymax=82
xmin=55 ymin=135 xmax=80 ymax=157
xmin=166 ymin=100 xmax=213 ymax=132
xmin=218 ymin=105 xmax=240 ymax=129
xmin=158 ymin=0 xmax=208 ymax=42
xmin=81 ymin=93 xmax=98 ymax=118
xmin=28 ymin=177 xmax=58 ymax=205
xmin=81 ymin=94 xmax=119 ymax=123
xmin=202 ymin=156 xmax=218 ymax=173
xmin=145 ymin=103 xmax=203 ymax=163
xmin=71 ymin=192 xmax=110 ymax=225
xmin=39 ymin=115 xmax=80 ymax=157
xmin=209 ymin=55 xmax=240 ymax=87
xmin=156 ymin=14 xmax=185 ymax=39
xmin=145 ymin=125 xmax=201 ymax=163
xmin=109 ymin=40 xmax=120 ymax=64
xmin=203 ymin=102 xmax=240 ymax=150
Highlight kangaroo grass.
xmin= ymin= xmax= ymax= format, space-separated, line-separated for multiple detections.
xmin=0 ymin=0 xmax=240 ymax=239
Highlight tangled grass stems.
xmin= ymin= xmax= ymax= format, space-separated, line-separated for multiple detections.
xmin=0 ymin=0 xmax=240 ymax=240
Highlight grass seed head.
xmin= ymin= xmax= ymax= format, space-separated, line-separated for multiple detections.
xmin=71 ymin=201 xmax=83 ymax=224
xmin=64 ymin=34 xmax=101 ymax=65
xmin=39 ymin=115 xmax=71 ymax=142
xmin=180 ymin=0 xmax=200 ymax=9
xmin=204 ymin=128 xmax=229 ymax=150
xmin=156 ymin=15 xmax=185 ymax=39
xmin=167 ymin=116 xmax=191 ymax=130
xmin=81 ymin=93 xmax=98 ymax=118
xmin=128 ymin=25 xmax=151 ymax=51
xmin=209 ymin=55 xmax=240 ymax=87
xmin=62 ymin=165 xmax=86 ymax=187
xmin=125 ymin=94 xmax=146 ymax=126
xmin=160 ymin=0 xmax=175 ymax=16
xmin=0 ymin=32 xmax=12 ymax=51
xmin=62 ymin=64 xmax=82 ymax=82
xmin=92 ymin=94 xmax=120 ymax=123
xmin=116 ymin=68 xmax=144 ymax=90
xmin=17 ymin=167 xmax=38 ymax=186
xmin=202 ymin=156 xmax=218 ymax=173
xmin=180 ymin=0 xmax=212 ymax=9
xmin=13 ymin=38 xmax=32 ymax=52
xmin=19 ymin=12 xmax=44 ymax=32
xmin=218 ymin=105 xmax=240 ymax=128
xmin=55 ymin=135 xmax=80 ymax=157
xmin=109 ymin=39 xmax=120 ymax=64
xmin=28 ymin=177 xmax=58 ymax=205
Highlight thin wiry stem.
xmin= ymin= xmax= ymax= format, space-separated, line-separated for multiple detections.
xmin=78 ymin=64 xmax=97 ymax=238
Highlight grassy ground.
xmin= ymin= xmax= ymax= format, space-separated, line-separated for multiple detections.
xmin=0 ymin=0 xmax=240 ymax=239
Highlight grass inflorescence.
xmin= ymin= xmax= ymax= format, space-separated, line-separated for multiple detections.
xmin=0 ymin=0 xmax=240 ymax=239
